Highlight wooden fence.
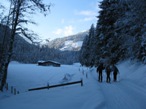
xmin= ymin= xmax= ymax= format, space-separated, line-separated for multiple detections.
xmin=28 ymin=79 xmax=83 ymax=91
xmin=3 ymin=83 xmax=19 ymax=95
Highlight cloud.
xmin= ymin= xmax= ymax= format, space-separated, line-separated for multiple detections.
xmin=64 ymin=25 xmax=73 ymax=36
xmin=77 ymin=10 xmax=96 ymax=16
xmin=78 ymin=17 xmax=96 ymax=22
xmin=53 ymin=25 xmax=74 ymax=37
xmin=75 ymin=10 xmax=97 ymax=22
xmin=53 ymin=29 xmax=62 ymax=35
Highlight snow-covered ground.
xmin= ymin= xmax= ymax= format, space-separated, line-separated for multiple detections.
xmin=0 ymin=60 xmax=146 ymax=109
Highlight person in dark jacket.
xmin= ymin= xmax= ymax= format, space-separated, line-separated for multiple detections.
xmin=105 ymin=65 xmax=111 ymax=83
xmin=112 ymin=65 xmax=119 ymax=82
xmin=97 ymin=63 xmax=104 ymax=82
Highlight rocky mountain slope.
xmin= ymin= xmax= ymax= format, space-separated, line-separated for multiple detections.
xmin=47 ymin=31 xmax=88 ymax=51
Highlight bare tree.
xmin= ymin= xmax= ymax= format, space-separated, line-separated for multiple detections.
xmin=0 ymin=0 xmax=51 ymax=91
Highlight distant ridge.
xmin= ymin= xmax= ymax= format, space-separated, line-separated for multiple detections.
xmin=46 ymin=31 xmax=88 ymax=51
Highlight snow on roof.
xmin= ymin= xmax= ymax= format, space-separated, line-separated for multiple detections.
xmin=38 ymin=60 xmax=61 ymax=64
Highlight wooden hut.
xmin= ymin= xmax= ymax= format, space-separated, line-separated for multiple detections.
xmin=38 ymin=60 xmax=61 ymax=67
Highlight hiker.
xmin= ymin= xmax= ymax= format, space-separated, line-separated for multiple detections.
xmin=105 ymin=65 xmax=111 ymax=83
xmin=112 ymin=65 xmax=119 ymax=82
xmin=96 ymin=63 xmax=104 ymax=82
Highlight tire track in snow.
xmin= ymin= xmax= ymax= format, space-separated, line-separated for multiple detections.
xmin=88 ymin=71 xmax=108 ymax=109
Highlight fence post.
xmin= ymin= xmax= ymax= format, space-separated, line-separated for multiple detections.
xmin=5 ymin=83 xmax=8 ymax=91
xmin=81 ymin=79 xmax=83 ymax=86
xmin=14 ymin=88 xmax=16 ymax=95
xmin=82 ymin=70 xmax=84 ymax=75
xmin=11 ymin=86 xmax=13 ymax=94
xmin=86 ymin=73 xmax=88 ymax=79
xmin=47 ymin=83 xmax=49 ymax=89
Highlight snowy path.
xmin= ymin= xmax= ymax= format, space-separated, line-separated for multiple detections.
xmin=89 ymin=72 xmax=146 ymax=109
xmin=99 ymin=81 xmax=146 ymax=109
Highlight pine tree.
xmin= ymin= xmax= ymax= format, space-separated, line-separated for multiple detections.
xmin=87 ymin=24 xmax=96 ymax=67
xmin=94 ymin=0 xmax=146 ymax=64
xmin=79 ymin=35 xmax=90 ymax=66
xmin=95 ymin=0 xmax=123 ymax=64
xmin=79 ymin=24 xmax=96 ymax=67
xmin=116 ymin=0 xmax=146 ymax=63
xmin=132 ymin=0 xmax=146 ymax=63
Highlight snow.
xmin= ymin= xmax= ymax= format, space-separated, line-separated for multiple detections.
xmin=0 ymin=60 xmax=146 ymax=109
xmin=60 ymin=40 xmax=83 ymax=51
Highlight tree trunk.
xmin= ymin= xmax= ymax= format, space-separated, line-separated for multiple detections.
xmin=0 ymin=25 xmax=11 ymax=91
xmin=0 ymin=1 xmax=21 ymax=91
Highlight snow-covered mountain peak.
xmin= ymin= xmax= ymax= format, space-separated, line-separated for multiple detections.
xmin=60 ymin=40 xmax=83 ymax=51
xmin=46 ymin=31 xmax=88 ymax=51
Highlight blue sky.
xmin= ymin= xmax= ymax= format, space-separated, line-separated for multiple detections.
xmin=1 ymin=0 xmax=102 ymax=40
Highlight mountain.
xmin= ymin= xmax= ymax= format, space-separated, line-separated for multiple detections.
xmin=0 ymin=24 xmax=88 ymax=64
xmin=46 ymin=31 xmax=88 ymax=51
xmin=0 ymin=24 xmax=32 ymax=48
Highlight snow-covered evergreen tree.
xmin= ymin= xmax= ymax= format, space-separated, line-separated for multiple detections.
xmin=115 ymin=0 xmax=146 ymax=63
xmin=79 ymin=24 xmax=96 ymax=67
xmin=87 ymin=24 xmax=96 ymax=66
xmin=80 ymin=0 xmax=146 ymax=66
xmin=95 ymin=0 xmax=123 ymax=64
xmin=79 ymin=34 xmax=90 ymax=66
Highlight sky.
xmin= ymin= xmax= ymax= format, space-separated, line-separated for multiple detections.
xmin=0 ymin=0 xmax=102 ymax=41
